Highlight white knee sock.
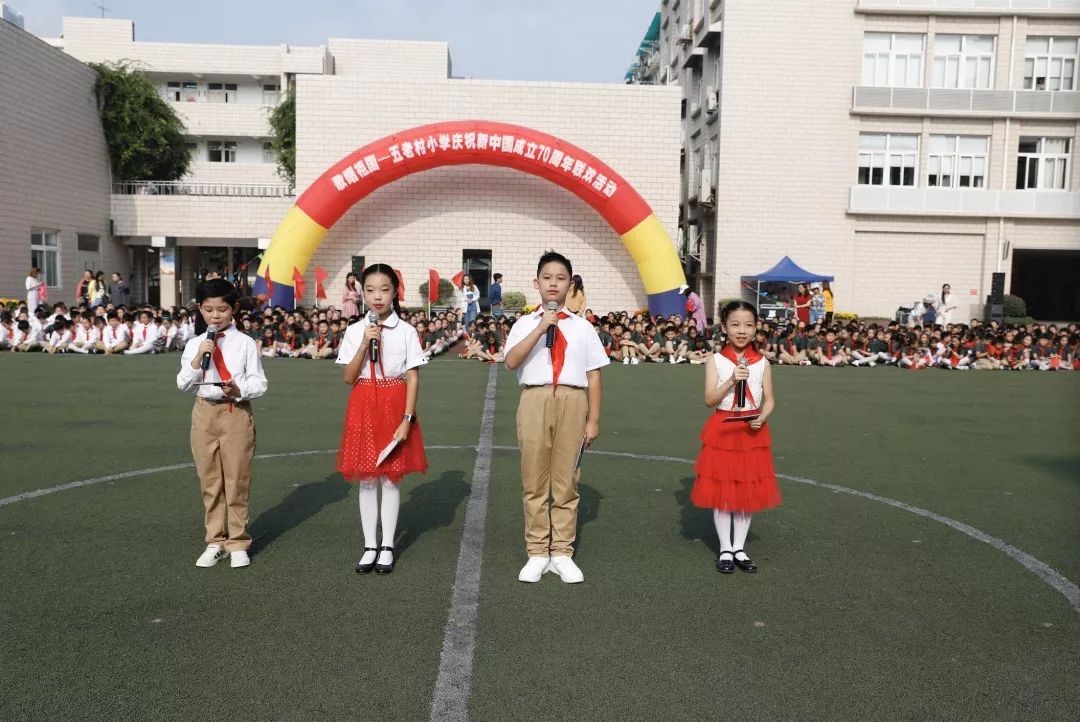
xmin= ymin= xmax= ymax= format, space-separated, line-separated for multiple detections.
xmin=378 ymin=477 xmax=400 ymax=565
xmin=713 ymin=510 xmax=733 ymax=554
xmin=732 ymin=513 xmax=752 ymax=559
xmin=358 ymin=482 xmax=378 ymax=563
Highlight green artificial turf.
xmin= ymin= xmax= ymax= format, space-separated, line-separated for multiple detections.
xmin=0 ymin=354 xmax=1077 ymax=721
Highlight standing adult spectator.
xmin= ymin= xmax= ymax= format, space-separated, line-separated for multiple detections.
xmin=937 ymin=283 xmax=957 ymax=327
xmin=681 ymin=284 xmax=707 ymax=333
xmin=25 ymin=267 xmax=45 ymax=315
xmin=462 ymin=274 xmax=480 ymax=325
xmin=794 ymin=283 xmax=812 ymax=327
xmin=108 ymin=272 xmax=129 ymax=307
xmin=567 ymin=275 xmax=588 ymax=317
xmin=489 ymin=273 xmax=504 ymax=319
xmin=810 ymin=286 xmax=825 ymax=325
xmin=822 ymin=281 xmax=835 ymax=325
xmin=88 ymin=271 xmax=107 ymax=308
xmin=75 ymin=270 xmax=92 ymax=306
xmin=341 ymin=272 xmax=360 ymax=319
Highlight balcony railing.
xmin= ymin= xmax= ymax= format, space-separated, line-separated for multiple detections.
xmin=112 ymin=181 xmax=293 ymax=198
xmin=858 ymin=0 xmax=1080 ymax=12
xmin=853 ymin=86 xmax=1080 ymax=116
xmin=162 ymin=90 xmax=280 ymax=106
xmin=849 ymin=185 xmax=1080 ymax=218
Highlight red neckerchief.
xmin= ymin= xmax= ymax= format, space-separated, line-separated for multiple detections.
xmin=719 ymin=344 xmax=762 ymax=410
xmin=535 ymin=307 xmax=572 ymax=391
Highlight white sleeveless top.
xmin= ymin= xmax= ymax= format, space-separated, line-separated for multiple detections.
xmin=712 ymin=353 xmax=768 ymax=411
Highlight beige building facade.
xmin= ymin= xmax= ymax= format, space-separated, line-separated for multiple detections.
xmin=642 ymin=0 xmax=1080 ymax=320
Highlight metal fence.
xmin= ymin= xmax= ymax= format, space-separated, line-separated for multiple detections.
xmin=111 ymin=181 xmax=294 ymax=198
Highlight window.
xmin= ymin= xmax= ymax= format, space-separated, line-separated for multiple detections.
xmin=77 ymin=233 xmax=100 ymax=252
xmin=1016 ymin=137 xmax=1071 ymax=190
xmin=928 ymin=135 xmax=988 ymax=188
xmin=207 ymin=141 xmax=237 ymax=163
xmin=1024 ymin=37 xmax=1078 ymax=91
xmin=932 ymin=35 xmax=995 ymax=89
xmin=262 ymin=83 xmax=281 ymax=105
xmin=207 ymin=82 xmax=238 ymax=103
xmin=262 ymin=142 xmax=277 ymax=163
xmin=31 ymin=230 xmax=59 ymax=287
xmin=862 ymin=33 xmax=925 ymax=87
xmin=185 ymin=141 xmax=198 ymax=159
xmin=858 ymin=133 xmax=918 ymax=186
xmin=166 ymin=80 xmax=199 ymax=102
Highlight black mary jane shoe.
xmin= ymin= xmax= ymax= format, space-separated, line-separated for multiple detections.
xmin=732 ymin=549 xmax=758 ymax=573
xmin=355 ymin=547 xmax=378 ymax=574
xmin=374 ymin=546 xmax=396 ymax=575
xmin=716 ymin=551 xmax=735 ymax=574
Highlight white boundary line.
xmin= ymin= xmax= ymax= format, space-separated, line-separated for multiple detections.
xmin=3 ymin=442 xmax=1077 ymax=616
xmin=429 ymin=365 xmax=498 ymax=722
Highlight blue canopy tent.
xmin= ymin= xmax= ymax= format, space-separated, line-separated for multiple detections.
xmin=740 ymin=256 xmax=834 ymax=312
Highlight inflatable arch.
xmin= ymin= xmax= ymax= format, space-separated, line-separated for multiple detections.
xmin=252 ymin=120 xmax=687 ymax=317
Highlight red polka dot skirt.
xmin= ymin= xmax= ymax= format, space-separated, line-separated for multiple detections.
xmin=336 ymin=378 xmax=427 ymax=484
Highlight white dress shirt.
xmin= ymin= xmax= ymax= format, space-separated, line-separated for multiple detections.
xmin=712 ymin=353 xmax=768 ymax=411
xmin=132 ymin=322 xmax=159 ymax=348
xmin=177 ymin=326 xmax=268 ymax=401
xmin=504 ymin=306 xmax=609 ymax=387
xmin=336 ymin=312 xmax=427 ymax=379
xmin=102 ymin=324 xmax=129 ymax=348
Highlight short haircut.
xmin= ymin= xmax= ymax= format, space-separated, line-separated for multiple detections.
xmin=196 ymin=279 xmax=239 ymax=305
xmin=536 ymin=250 xmax=572 ymax=277
xmin=493 ymin=273 xmax=502 ymax=281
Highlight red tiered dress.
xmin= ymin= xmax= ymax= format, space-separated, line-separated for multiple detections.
xmin=690 ymin=345 xmax=782 ymax=512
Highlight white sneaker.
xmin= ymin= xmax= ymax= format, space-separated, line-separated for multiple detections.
xmin=622 ymin=357 xmax=629 ymax=365
xmin=517 ymin=555 xmax=550 ymax=583
xmin=195 ymin=544 xmax=227 ymax=568
xmin=547 ymin=555 xmax=584 ymax=583
xmin=230 ymin=550 xmax=251 ymax=568
xmin=631 ymin=358 xmax=640 ymax=365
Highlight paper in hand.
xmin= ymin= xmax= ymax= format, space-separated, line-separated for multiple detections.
xmin=376 ymin=438 xmax=400 ymax=467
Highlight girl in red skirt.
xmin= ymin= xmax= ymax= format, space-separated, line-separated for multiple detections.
xmin=336 ymin=264 xmax=428 ymax=574
xmin=691 ymin=300 xmax=781 ymax=574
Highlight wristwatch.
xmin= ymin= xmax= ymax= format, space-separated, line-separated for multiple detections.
xmin=403 ymin=413 xmax=416 ymax=423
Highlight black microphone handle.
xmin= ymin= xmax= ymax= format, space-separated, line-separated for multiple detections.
xmin=735 ymin=380 xmax=747 ymax=408
xmin=545 ymin=325 xmax=556 ymax=349
xmin=200 ymin=330 xmax=217 ymax=371
xmin=370 ymin=338 xmax=379 ymax=364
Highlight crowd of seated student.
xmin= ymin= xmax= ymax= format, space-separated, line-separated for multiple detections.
xmin=0 ymin=299 xmax=465 ymax=362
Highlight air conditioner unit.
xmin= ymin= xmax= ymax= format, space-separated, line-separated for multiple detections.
xmin=706 ymin=87 xmax=719 ymax=113
xmin=699 ymin=167 xmax=714 ymax=206
xmin=678 ymin=23 xmax=692 ymax=44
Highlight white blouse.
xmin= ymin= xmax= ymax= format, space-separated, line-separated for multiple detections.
xmin=712 ymin=353 xmax=768 ymax=412
xmin=336 ymin=312 xmax=427 ymax=380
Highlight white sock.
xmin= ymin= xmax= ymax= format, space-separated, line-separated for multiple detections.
xmin=732 ymin=513 xmax=752 ymax=559
xmin=378 ymin=477 xmax=400 ymax=565
xmin=358 ymin=482 xmax=378 ymax=563
xmin=713 ymin=510 xmax=733 ymax=555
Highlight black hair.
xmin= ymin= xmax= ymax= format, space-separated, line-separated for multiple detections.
xmin=493 ymin=273 xmax=503 ymax=282
xmin=196 ymin=278 xmax=239 ymax=306
xmin=536 ymin=250 xmax=573 ymax=278
xmin=572 ymin=274 xmax=584 ymax=292
xmin=17 ymin=320 xmax=30 ymax=331
xmin=719 ymin=300 xmax=758 ymax=325
xmin=361 ymin=263 xmax=403 ymax=316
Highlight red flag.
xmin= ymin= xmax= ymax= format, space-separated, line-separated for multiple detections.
xmin=292 ymin=267 xmax=306 ymax=302
xmin=451 ymin=270 xmax=465 ymax=288
xmin=264 ymin=265 xmax=274 ymax=296
xmin=428 ymin=269 xmax=440 ymax=304
xmin=394 ymin=269 xmax=405 ymax=302
xmin=314 ymin=265 xmax=328 ymax=300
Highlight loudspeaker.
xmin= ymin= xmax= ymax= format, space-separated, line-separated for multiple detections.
xmin=990 ymin=272 xmax=1005 ymax=304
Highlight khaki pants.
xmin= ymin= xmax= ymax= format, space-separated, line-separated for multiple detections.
xmin=190 ymin=398 xmax=256 ymax=551
xmin=516 ymin=385 xmax=588 ymax=557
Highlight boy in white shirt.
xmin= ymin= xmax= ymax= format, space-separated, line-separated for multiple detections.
xmin=68 ymin=315 xmax=100 ymax=353
xmin=0 ymin=313 xmax=15 ymax=350
xmin=503 ymin=250 xmax=609 ymax=584
xmin=125 ymin=311 xmax=159 ymax=354
xmin=44 ymin=318 xmax=73 ymax=354
xmin=14 ymin=321 xmax=39 ymax=352
xmin=99 ymin=311 xmax=130 ymax=354
xmin=177 ymin=279 xmax=268 ymax=569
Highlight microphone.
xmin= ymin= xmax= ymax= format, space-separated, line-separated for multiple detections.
xmin=368 ymin=311 xmax=380 ymax=364
xmin=735 ymin=355 xmax=748 ymax=409
xmin=200 ymin=325 xmax=219 ymax=371
xmin=544 ymin=300 xmax=559 ymax=349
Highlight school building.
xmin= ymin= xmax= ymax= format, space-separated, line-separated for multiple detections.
xmin=630 ymin=0 xmax=1080 ymax=320
xmin=0 ymin=14 xmax=681 ymax=314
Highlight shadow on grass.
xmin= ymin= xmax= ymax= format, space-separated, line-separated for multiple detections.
xmin=574 ymin=482 xmax=602 ymax=557
xmin=249 ymin=473 xmax=348 ymax=555
xmin=395 ymin=470 xmax=470 ymax=558
xmin=1022 ymin=455 xmax=1080 ymax=485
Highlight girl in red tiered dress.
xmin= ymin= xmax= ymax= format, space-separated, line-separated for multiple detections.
xmin=336 ymin=264 xmax=428 ymax=575
xmin=691 ymin=300 xmax=781 ymax=574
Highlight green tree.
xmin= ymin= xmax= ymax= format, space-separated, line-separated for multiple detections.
xmin=91 ymin=62 xmax=190 ymax=182
xmin=268 ymin=85 xmax=296 ymax=189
